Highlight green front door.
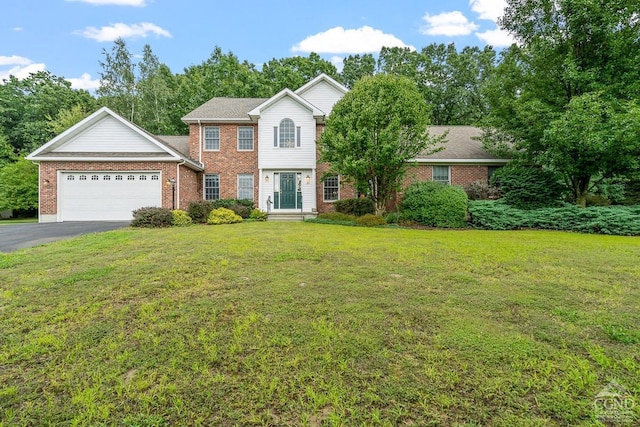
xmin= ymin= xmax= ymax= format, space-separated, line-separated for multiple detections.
xmin=280 ymin=173 xmax=297 ymax=209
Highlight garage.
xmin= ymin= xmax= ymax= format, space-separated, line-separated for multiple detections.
xmin=59 ymin=171 xmax=162 ymax=221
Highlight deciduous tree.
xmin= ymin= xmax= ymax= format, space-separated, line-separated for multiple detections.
xmin=319 ymin=74 xmax=442 ymax=214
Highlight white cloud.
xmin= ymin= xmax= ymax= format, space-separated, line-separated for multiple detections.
xmin=470 ymin=0 xmax=507 ymax=22
xmin=66 ymin=0 xmax=147 ymax=6
xmin=13 ymin=27 xmax=23 ymax=32
xmin=76 ymin=22 xmax=171 ymax=42
xmin=0 ymin=63 xmax=46 ymax=82
xmin=0 ymin=55 xmax=33 ymax=66
xmin=292 ymin=26 xmax=414 ymax=54
xmin=420 ymin=11 xmax=479 ymax=36
xmin=67 ymin=73 xmax=101 ymax=91
xmin=475 ymin=28 xmax=516 ymax=46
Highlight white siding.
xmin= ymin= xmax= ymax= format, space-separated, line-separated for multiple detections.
xmin=257 ymin=96 xmax=317 ymax=170
xmin=55 ymin=116 xmax=165 ymax=153
xmin=297 ymin=81 xmax=345 ymax=116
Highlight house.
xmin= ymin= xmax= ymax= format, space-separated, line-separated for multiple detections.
xmin=27 ymin=74 xmax=509 ymax=222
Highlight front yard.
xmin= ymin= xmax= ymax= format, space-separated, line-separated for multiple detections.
xmin=0 ymin=223 xmax=638 ymax=425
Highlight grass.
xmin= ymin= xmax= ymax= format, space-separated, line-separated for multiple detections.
xmin=0 ymin=218 xmax=37 ymax=225
xmin=0 ymin=223 xmax=639 ymax=426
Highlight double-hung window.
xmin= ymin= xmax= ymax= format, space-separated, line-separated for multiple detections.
xmin=432 ymin=165 xmax=450 ymax=184
xmin=204 ymin=126 xmax=220 ymax=151
xmin=237 ymin=174 xmax=254 ymax=201
xmin=205 ymin=174 xmax=220 ymax=200
xmin=237 ymin=126 xmax=254 ymax=151
xmin=323 ymin=175 xmax=339 ymax=201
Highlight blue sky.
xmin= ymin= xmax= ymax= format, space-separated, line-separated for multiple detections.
xmin=1 ymin=0 xmax=513 ymax=91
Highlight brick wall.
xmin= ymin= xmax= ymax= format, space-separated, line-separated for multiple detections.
xmin=314 ymin=124 xmax=356 ymax=213
xmin=194 ymin=123 xmax=259 ymax=203
xmin=404 ymin=164 xmax=489 ymax=186
xmin=38 ymin=161 xmax=192 ymax=215
xmin=178 ymin=165 xmax=201 ymax=209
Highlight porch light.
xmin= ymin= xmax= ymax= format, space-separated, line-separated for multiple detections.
xmin=305 ymin=175 xmax=311 ymax=184
xmin=265 ymin=175 xmax=269 ymax=182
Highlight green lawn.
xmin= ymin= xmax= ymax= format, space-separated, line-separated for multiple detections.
xmin=1 ymin=223 xmax=638 ymax=426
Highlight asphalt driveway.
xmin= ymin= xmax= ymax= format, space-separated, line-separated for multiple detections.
xmin=0 ymin=221 xmax=130 ymax=253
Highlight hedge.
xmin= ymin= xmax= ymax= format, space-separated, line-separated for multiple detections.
xmin=469 ymin=201 xmax=640 ymax=235
xmin=400 ymin=181 xmax=468 ymax=228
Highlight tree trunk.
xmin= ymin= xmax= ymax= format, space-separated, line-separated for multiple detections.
xmin=575 ymin=176 xmax=590 ymax=208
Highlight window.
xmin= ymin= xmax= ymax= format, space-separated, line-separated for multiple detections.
xmin=237 ymin=126 xmax=254 ymax=150
xmin=151 ymin=175 xmax=159 ymax=180
xmin=67 ymin=175 xmax=75 ymax=180
xmin=103 ymin=175 xmax=111 ymax=180
xmin=433 ymin=165 xmax=450 ymax=184
xmin=139 ymin=175 xmax=147 ymax=180
xmin=279 ymin=118 xmax=295 ymax=148
xmin=488 ymin=166 xmax=501 ymax=185
xmin=323 ymin=175 xmax=339 ymax=201
xmin=204 ymin=126 xmax=220 ymax=150
xmin=237 ymin=174 xmax=254 ymax=201
xmin=205 ymin=174 xmax=220 ymax=200
xmin=91 ymin=175 xmax=99 ymax=181
xmin=115 ymin=175 xmax=123 ymax=181
xmin=127 ymin=175 xmax=135 ymax=180
xmin=79 ymin=175 xmax=87 ymax=181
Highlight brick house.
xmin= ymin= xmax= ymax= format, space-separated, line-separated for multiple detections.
xmin=27 ymin=74 xmax=508 ymax=222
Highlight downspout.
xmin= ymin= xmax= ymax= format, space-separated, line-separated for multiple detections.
xmin=197 ymin=119 xmax=202 ymax=164
xmin=176 ymin=160 xmax=186 ymax=210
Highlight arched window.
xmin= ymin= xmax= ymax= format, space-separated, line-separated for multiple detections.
xmin=279 ymin=118 xmax=295 ymax=148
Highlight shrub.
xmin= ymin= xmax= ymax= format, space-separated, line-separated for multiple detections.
xmin=355 ymin=214 xmax=387 ymax=227
xmin=207 ymin=207 xmax=243 ymax=225
xmin=131 ymin=206 xmax=173 ymax=228
xmin=318 ymin=212 xmax=357 ymax=222
xmin=334 ymin=198 xmax=375 ymax=216
xmin=210 ymin=199 xmax=234 ymax=209
xmin=171 ymin=209 xmax=193 ymax=226
xmin=228 ymin=204 xmax=251 ymax=219
xmin=468 ymin=200 xmax=640 ymax=235
xmin=234 ymin=199 xmax=255 ymax=208
xmin=491 ymin=165 xmax=564 ymax=209
xmin=463 ymin=181 xmax=500 ymax=200
xmin=188 ymin=200 xmax=214 ymax=224
xmin=400 ymin=181 xmax=468 ymax=228
xmin=384 ymin=212 xmax=402 ymax=224
xmin=249 ymin=208 xmax=268 ymax=221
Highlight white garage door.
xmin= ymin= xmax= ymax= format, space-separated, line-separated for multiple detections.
xmin=60 ymin=172 xmax=162 ymax=221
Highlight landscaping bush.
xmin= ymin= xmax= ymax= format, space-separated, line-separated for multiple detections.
xmin=468 ymin=200 xmax=640 ymax=235
xmin=491 ymin=165 xmax=564 ymax=209
xmin=249 ymin=208 xmax=268 ymax=221
xmin=305 ymin=212 xmax=357 ymax=226
xmin=355 ymin=214 xmax=387 ymax=227
xmin=400 ymin=181 xmax=468 ymax=228
xmin=463 ymin=181 xmax=500 ymax=200
xmin=384 ymin=212 xmax=402 ymax=224
xmin=228 ymin=203 xmax=251 ymax=219
xmin=131 ymin=206 xmax=173 ymax=228
xmin=171 ymin=209 xmax=193 ymax=226
xmin=207 ymin=207 xmax=243 ymax=225
xmin=188 ymin=200 xmax=214 ymax=224
xmin=334 ymin=197 xmax=375 ymax=216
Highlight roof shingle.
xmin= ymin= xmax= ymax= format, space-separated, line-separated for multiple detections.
xmin=182 ymin=97 xmax=267 ymax=121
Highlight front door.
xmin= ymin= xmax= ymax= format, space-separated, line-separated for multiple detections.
xmin=280 ymin=173 xmax=296 ymax=209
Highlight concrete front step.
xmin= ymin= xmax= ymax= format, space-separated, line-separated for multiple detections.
xmin=267 ymin=213 xmax=316 ymax=222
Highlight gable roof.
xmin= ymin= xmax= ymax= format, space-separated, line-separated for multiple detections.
xmin=27 ymin=107 xmax=203 ymax=170
xmin=415 ymin=126 xmax=510 ymax=164
xmin=248 ymin=88 xmax=325 ymax=119
xmin=295 ymin=73 xmax=348 ymax=97
xmin=182 ymin=98 xmax=267 ymax=122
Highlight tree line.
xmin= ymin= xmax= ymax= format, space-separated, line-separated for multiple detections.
xmin=1 ymin=0 xmax=639 ymax=212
